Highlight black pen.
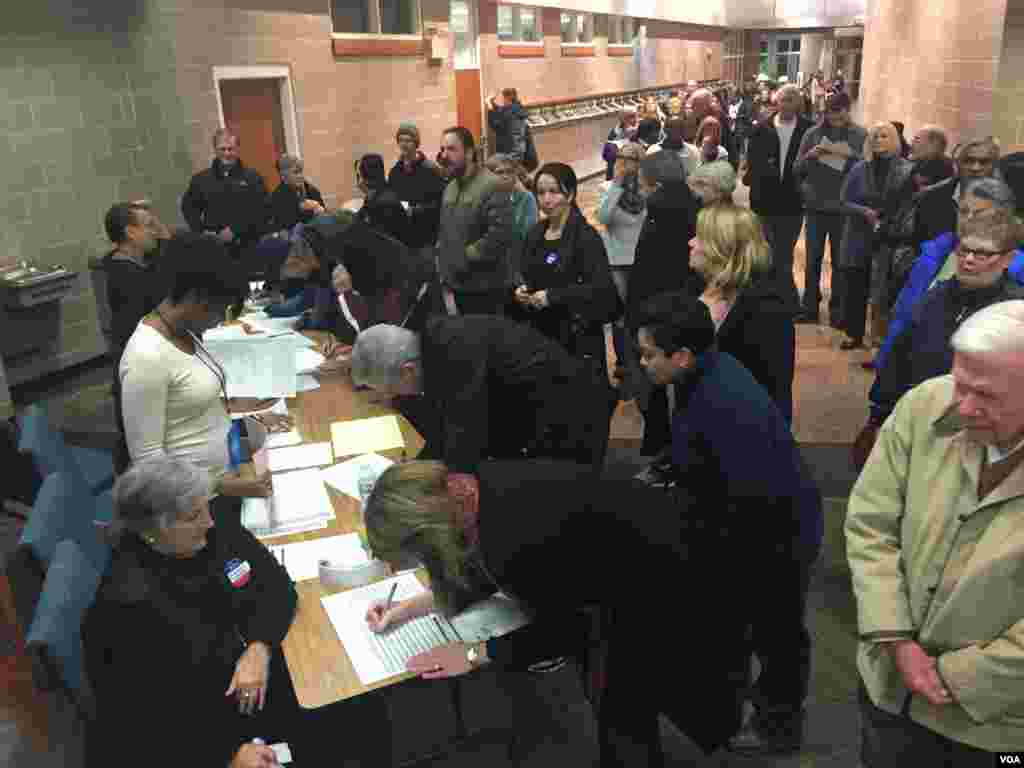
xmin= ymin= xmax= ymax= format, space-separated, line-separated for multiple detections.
xmin=384 ymin=582 xmax=398 ymax=614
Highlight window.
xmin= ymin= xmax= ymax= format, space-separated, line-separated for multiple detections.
xmin=497 ymin=4 xmax=540 ymax=43
xmin=608 ymin=15 xmax=633 ymax=45
xmin=722 ymin=31 xmax=745 ymax=83
xmin=560 ymin=11 xmax=592 ymax=44
xmin=331 ymin=0 xmax=420 ymax=36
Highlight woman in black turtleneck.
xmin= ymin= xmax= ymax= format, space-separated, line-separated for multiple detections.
xmin=837 ymin=122 xmax=912 ymax=349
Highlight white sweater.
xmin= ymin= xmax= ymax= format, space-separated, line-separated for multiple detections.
xmin=120 ymin=324 xmax=231 ymax=481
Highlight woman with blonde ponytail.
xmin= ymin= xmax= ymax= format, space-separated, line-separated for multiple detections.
xmin=362 ymin=457 xmax=751 ymax=765
xmin=687 ymin=203 xmax=799 ymax=423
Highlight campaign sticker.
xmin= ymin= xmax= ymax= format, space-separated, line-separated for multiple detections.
xmin=225 ymin=558 xmax=252 ymax=588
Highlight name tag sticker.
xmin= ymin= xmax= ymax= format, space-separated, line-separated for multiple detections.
xmin=225 ymin=558 xmax=252 ymax=588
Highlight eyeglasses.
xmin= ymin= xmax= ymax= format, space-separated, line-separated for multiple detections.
xmin=958 ymin=246 xmax=1011 ymax=260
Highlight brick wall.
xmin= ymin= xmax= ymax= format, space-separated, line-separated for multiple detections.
xmin=994 ymin=0 xmax=1024 ymax=153
xmin=0 ymin=2 xmax=194 ymax=382
xmin=171 ymin=1 xmax=457 ymax=211
xmin=859 ymin=0 xmax=1008 ymax=148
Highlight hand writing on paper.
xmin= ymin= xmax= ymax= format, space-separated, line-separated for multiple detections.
xmin=254 ymin=413 xmax=294 ymax=433
xmin=408 ymin=643 xmax=473 ymax=679
xmin=226 ymin=641 xmax=271 ymax=715
xmin=220 ymin=472 xmax=273 ymax=499
xmin=365 ymin=600 xmax=407 ymax=633
xmin=887 ymin=640 xmax=953 ymax=707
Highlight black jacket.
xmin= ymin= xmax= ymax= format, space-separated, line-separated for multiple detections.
xmin=388 ymin=154 xmax=448 ymax=249
xmin=874 ymin=274 xmax=1024 ymax=421
xmin=515 ymin=206 xmax=621 ymax=366
xmin=626 ymin=181 xmax=703 ymax=327
xmin=746 ymin=115 xmax=813 ymax=216
xmin=915 ymin=176 xmax=959 ymax=244
xmin=417 ymin=315 xmax=608 ymax=473
xmin=181 ymin=160 xmax=269 ymax=245
xmin=716 ymin=270 xmax=799 ymax=424
xmin=83 ymin=526 xmax=297 ymax=767
xmin=267 ymin=181 xmax=325 ymax=232
xmin=455 ymin=459 xmax=746 ymax=755
xmin=357 ymin=186 xmax=413 ymax=246
xmin=487 ymin=100 xmax=528 ymax=161
xmin=102 ymin=250 xmax=167 ymax=356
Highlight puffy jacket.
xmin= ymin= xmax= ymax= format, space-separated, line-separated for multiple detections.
xmin=437 ymin=166 xmax=514 ymax=296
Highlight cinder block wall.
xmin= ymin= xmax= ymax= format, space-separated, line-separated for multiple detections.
xmin=1 ymin=2 xmax=194 ymax=378
xmin=859 ymin=0 xmax=1009 ymax=149
xmin=993 ymin=0 xmax=1024 ymax=153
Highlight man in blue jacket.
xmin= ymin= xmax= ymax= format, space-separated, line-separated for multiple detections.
xmin=635 ymin=294 xmax=823 ymax=755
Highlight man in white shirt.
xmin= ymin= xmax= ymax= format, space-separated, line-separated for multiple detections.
xmin=742 ymin=85 xmax=814 ymax=304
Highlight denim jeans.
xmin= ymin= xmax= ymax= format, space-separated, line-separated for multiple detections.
xmin=802 ymin=212 xmax=844 ymax=320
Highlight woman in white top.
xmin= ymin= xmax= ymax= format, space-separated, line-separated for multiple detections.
xmin=120 ymin=232 xmax=275 ymax=528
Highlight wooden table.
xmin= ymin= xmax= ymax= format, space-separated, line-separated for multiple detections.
xmin=259 ymin=342 xmax=428 ymax=710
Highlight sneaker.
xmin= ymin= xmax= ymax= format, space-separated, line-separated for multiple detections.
xmin=527 ymin=657 xmax=568 ymax=674
xmin=727 ymin=707 xmax=805 ymax=755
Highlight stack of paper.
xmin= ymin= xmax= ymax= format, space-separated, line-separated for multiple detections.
xmin=331 ymin=416 xmax=405 ymax=459
xmin=204 ymin=334 xmax=302 ymax=398
xmin=241 ymin=466 xmax=335 ymax=538
xmin=267 ymin=441 xmax=334 ymax=472
xmin=266 ymin=532 xmax=369 ymax=582
xmin=295 ymin=347 xmax=325 ymax=375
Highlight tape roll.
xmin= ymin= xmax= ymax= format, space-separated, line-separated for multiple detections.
xmin=318 ymin=558 xmax=389 ymax=589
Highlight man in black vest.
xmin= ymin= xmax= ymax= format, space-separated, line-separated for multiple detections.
xmin=743 ymin=85 xmax=813 ymax=302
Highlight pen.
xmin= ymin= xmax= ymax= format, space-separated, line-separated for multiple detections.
xmin=384 ymin=582 xmax=398 ymax=613
xmin=433 ymin=615 xmax=449 ymax=643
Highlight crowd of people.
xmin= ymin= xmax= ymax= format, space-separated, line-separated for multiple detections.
xmin=72 ymin=70 xmax=1024 ymax=768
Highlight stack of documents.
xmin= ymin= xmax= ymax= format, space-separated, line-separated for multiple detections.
xmin=241 ymin=466 xmax=335 ymax=538
xmin=320 ymin=573 xmax=530 ymax=685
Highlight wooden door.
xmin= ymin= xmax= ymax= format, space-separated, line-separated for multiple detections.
xmin=219 ymin=78 xmax=287 ymax=191
xmin=455 ymin=69 xmax=483 ymax=148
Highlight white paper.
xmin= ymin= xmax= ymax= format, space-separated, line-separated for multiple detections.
xmin=320 ymin=573 xmax=440 ymax=684
xmin=296 ymin=374 xmax=321 ymax=392
xmin=295 ymin=347 xmax=326 ymax=375
xmin=204 ymin=335 xmax=298 ymax=398
xmin=241 ymin=467 xmax=335 ymax=538
xmin=270 ymin=743 xmax=292 ymax=765
xmin=818 ymin=137 xmax=851 ymax=172
xmin=267 ymin=442 xmax=334 ymax=473
xmin=267 ymin=533 xmax=369 ymax=582
xmin=320 ymin=453 xmax=395 ymax=501
xmin=321 ymin=574 xmax=532 ymax=685
xmin=239 ymin=311 xmax=300 ymax=333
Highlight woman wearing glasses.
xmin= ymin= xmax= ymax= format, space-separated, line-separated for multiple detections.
xmin=119 ymin=233 xmax=287 ymax=528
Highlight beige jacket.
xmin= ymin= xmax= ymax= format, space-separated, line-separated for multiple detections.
xmin=847 ymin=375 xmax=1024 ymax=751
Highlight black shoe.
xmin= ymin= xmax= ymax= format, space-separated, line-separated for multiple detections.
xmin=794 ymin=312 xmax=819 ymax=325
xmin=840 ymin=338 xmax=864 ymax=351
xmin=728 ymin=707 xmax=805 ymax=755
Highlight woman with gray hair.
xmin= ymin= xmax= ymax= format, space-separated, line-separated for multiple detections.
xmin=268 ymin=153 xmax=326 ymax=232
xmin=83 ymin=457 xmax=306 ymax=768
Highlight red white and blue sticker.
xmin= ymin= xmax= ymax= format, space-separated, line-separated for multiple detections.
xmin=225 ymin=558 xmax=252 ymax=588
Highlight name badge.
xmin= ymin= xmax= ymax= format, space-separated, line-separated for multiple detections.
xmin=225 ymin=558 xmax=252 ymax=588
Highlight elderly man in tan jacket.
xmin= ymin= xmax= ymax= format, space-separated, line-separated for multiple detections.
xmin=847 ymin=299 xmax=1024 ymax=765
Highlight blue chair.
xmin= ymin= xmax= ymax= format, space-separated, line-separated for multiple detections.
xmin=6 ymin=472 xmax=111 ymax=642
xmin=17 ymin=403 xmax=114 ymax=495
xmin=25 ymin=537 xmax=108 ymax=720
